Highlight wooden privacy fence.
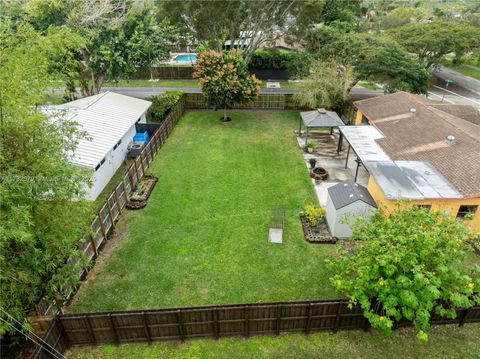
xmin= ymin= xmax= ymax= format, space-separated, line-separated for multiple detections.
xmin=131 ymin=66 xmax=194 ymax=79
xmin=184 ymin=93 xmax=356 ymax=124
xmin=185 ymin=93 xmax=300 ymax=110
xmin=32 ymin=300 xmax=480 ymax=358
xmin=35 ymin=96 xmax=186 ymax=316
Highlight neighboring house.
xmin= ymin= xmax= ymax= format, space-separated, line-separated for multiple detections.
xmin=341 ymin=92 xmax=480 ymax=233
xmin=326 ymin=181 xmax=377 ymax=238
xmin=48 ymin=92 xmax=152 ymax=200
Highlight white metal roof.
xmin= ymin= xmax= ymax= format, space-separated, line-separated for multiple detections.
xmin=339 ymin=126 xmax=390 ymax=162
xmin=49 ymin=92 xmax=151 ymax=169
xmin=364 ymin=161 xmax=462 ymax=200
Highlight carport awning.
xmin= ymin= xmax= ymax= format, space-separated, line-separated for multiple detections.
xmin=300 ymin=109 xmax=344 ymax=128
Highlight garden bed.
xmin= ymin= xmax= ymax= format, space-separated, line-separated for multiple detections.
xmin=126 ymin=175 xmax=158 ymax=209
xmin=300 ymin=215 xmax=336 ymax=243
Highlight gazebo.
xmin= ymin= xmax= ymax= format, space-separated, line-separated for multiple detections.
xmin=298 ymin=108 xmax=345 ymax=153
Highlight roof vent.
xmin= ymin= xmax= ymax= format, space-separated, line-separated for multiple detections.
xmin=410 ymin=108 xmax=417 ymax=117
xmin=318 ymin=108 xmax=327 ymax=114
xmin=349 ymin=194 xmax=354 ymax=198
xmin=446 ymin=135 xmax=455 ymax=145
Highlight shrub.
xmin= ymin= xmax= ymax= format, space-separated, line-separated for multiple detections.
xmin=146 ymin=91 xmax=183 ymax=122
xmin=328 ymin=205 xmax=480 ymax=341
xmin=303 ymin=204 xmax=325 ymax=227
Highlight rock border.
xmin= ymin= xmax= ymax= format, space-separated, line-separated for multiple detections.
xmin=300 ymin=215 xmax=337 ymax=243
xmin=126 ymin=175 xmax=159 ymax=210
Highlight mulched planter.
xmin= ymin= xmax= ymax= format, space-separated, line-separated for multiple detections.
xmin=309 ymin=167 xmax=329 ymax=181
xmin=126 ymin=175 xmax=158 ymax=210
xmin=300 ymin=215 xmax=337 ymax=243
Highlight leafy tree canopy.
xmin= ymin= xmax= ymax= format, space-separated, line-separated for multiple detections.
xmin=0 ymin=22 xmax=91 ymax=335
xmin=328 ymin=205 xmax=480 ymax=341
xmin=388 ymin=20 xmax=480 ymax=69
xmin=304 ymin=25 xmax=429 ymax=94
xmin=2 ymin=0 xmax=179 ymax=96
xmin=193 ymin=51 xmax=260 ymax=121
xmin=293 ymin=60 xmax=352 ymax=110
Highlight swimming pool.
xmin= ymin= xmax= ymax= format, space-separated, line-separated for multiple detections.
xmin=174 ymin=54 xmax=197 ymax=63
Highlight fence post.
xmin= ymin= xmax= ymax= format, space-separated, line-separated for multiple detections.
xmin=142 ymin=311 xmax=151 ymax=344
xmin=105 ymin=197 xmax=115 ymax=231
xmin=108 ymin=313 xmax=119 ymax=345
xmin=121 ymin=177 xmax=128 ymax=203
xmin=98 ymin=214 xmax=108 ymax=241
xmin=213 ymin=308 xmax=219 ymax=339
xmin=56 ymin=316 xmax=70 ymax=349
xmin=88 ymin=234 xmax=98 ymax=257
xmin=305 ymin=303 xmax=313 ymax=335
xmin=84 ymin=315 xmax=96 ymax=345
xmin=113 ymin=185 xmax=121 ymax=215
xmin=244 ymin=306 xmax=249 ymax=338
xmin=176 ymin=310 xmax=185 ymax=342
xmin=333 ymin=302 xmax=342 ymax=333
xmin=276 ymin=305 xmax=282 ymax=335
xmin=459 ymin=308 xmax=471 ymax=327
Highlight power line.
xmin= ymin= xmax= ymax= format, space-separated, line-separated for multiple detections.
xmin=0 ymin=309 xmax=66 ymax=359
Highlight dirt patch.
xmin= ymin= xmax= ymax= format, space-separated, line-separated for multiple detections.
xmin=65 ymin=218 xmax=129 ymax=312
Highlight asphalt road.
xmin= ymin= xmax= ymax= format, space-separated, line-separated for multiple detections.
xmin=427 ymin=82 xmax=480 ymax=108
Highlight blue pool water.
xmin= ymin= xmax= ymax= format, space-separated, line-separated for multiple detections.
xmin=175 ymin=54 xmax=197 ymax=62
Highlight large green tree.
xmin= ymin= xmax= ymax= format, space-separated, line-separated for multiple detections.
xmin=293 ymin=60 xmax=352 ymax=109
xmin=4 ymin=0 xmax=179 ymax=96
xmin=193 ymin=51 xmax=260 ymax=121
xmin=159 ymin=0 xmax=301 ymax=63
xmin=0 ymin=23 xmax=91 ymax=335
xmin=328 ymin=206 xmax=480 ymax=341
xmin=304 ymin=25 xmax=429 ymax=94
xmin=388 ymin=20 xmax=480 ymax=69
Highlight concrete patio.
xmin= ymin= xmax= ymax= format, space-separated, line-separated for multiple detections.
xmin=296 ymin=130 xmax=369 ymax=207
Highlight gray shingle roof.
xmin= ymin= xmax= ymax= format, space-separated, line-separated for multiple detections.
xmin=328 ymin=181 xmax=377 ymax=210
xmin=300 ymin=108 xmax=344 ymax=128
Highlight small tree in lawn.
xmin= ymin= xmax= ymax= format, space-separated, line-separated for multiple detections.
xmin=193 ymin=51 xmax=260 ymax=122
xmin=328 ymin=205 xmax=480 ymax=341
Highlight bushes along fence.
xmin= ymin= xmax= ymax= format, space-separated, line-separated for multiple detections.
xmin=32 ymin=299 xmax=480 ymax=358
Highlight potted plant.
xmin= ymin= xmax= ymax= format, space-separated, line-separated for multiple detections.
xmin=306 ymin=142 xmax=315 ymax=153
xmin=308 ymin=158 xmax=317 ymax=169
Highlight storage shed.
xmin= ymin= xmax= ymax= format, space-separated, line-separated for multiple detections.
xmin=47 ymin=92 xmax=152 ymax=200
xmin=326 ymin=181 xmax=377 ymax=238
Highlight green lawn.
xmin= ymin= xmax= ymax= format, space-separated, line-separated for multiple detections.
xmin=69 ymin=323 xmax=480 ymax=359
xmin=69 ymin=110 xmax=338 ymax=312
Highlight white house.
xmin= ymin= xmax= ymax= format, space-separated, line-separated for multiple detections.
xmin=326 ymin=181 xmax=377 ymax=238
xmin=49 ymin=92 xmax=152 ymax=200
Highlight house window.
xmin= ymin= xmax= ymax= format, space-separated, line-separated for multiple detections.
xmin=456 ymin=205 xmax=478 ymax=219
xmin=95 ymin=157 xmax=106 ymax=171
xmin=113 ymin=139 xmax=122 ymax=150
